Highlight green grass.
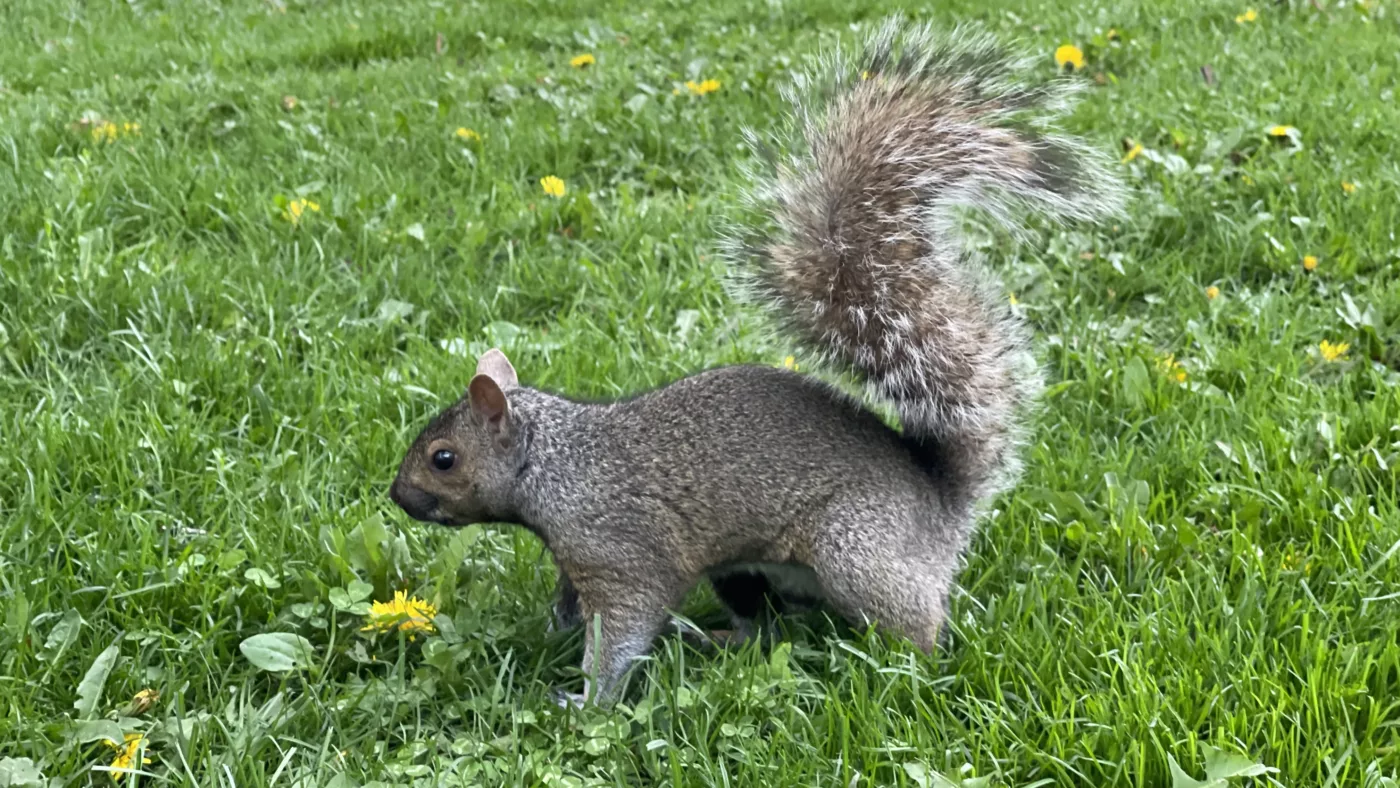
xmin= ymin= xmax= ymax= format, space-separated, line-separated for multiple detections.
xmin=2 ymin=0 xmax=1399 ymax=785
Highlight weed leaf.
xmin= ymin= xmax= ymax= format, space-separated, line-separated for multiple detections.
xmin=0 ymin=757 xmax=45 ymax=788
xmin=239 ymin=633 xmax=316 ymax=672
xmin=73 ymin=642 xmax=120 ymax=718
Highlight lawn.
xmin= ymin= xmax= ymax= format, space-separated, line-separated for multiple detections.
xmin=2 ymin=0 xmax=1398 ymax=785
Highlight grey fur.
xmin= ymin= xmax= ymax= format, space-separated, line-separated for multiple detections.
xmin=389 ymin=18 xmax=1123 ymax=705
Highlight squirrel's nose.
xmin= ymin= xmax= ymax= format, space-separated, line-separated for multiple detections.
xmin=389 ymin=480 xmax=438 ymax=521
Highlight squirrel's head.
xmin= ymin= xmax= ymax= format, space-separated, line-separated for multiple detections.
xmin=389 ymin=348 xmax=526 ymax=526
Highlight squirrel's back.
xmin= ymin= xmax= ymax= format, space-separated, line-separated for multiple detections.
xmin=723 ymin=18 xmax=1124 ymax=511
xmin=545 ymin=364 xmax=922 ymax=489
xmin=516 ymin=365 xmax=945 ymax=566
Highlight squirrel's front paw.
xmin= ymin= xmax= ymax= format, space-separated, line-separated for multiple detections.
xmin=548 ymin=588 xmax=582 ymax=633
xmin=552 ymin=689 xmax=588 ymax=710
xmin=546 ymin=609 xmax=580 ymax=634
xmin=669 ymin=620 xmax=755 ymax=652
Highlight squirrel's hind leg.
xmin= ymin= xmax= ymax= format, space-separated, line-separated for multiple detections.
xmin=808 ymin=494 xmax=964 ymax=653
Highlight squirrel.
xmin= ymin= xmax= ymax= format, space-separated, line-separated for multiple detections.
xmin=388 ymin=18 xmax=1124 ymax=706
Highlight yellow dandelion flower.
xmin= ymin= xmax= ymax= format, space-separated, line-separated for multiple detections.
xmin=1303 ymin=255 xmax=1318 ymax=272
xmin=1268 ymin=124 xmax=1295 ymax=138
xmin=540 ymin=175 xmax=566 ymax=197
xmin=1121 ymin=143 xmax=1144 ymax=163
xmin=570 ymin=53 xmax=596 ymax=68
xmin=1054 ymin=44 xmax=1084 ymax=70
xmin=122 ymin=122 xmax=141 ymax=136
xmin=1236 ymin=8 xmax=1258 ymax=22
xmin=1156 ymin=354 xmax=1187 ymax=383
xmin=1318 ymin=340 xmax=1349 ymax=362
xmin=1206 ymin=286 xmax=1220 ymax=300
xmin=1341 ymin=181 xmax=1356 ymax=194
xmin=685 ymin=78 xmax=721 ymax=95
xmin=90 ymin=121 xmax=119 ymax=143
xmin=281 ymin=198 xmax=320 ymax=225
xmin=361 ymin=590 xmax=438 ymax=639
xmin=105 ymin=733 xmax=152 ymax=780
xmin=783 ymin=355 xmax=798 ymax=371
xmin=455 ymin=127 xmax=481 ymax=142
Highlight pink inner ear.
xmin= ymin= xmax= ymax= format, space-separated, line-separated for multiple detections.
xmin=468 ymin=374 xmax=508 ymax=425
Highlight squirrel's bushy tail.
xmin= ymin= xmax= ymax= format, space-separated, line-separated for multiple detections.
xmin=725 ymin=19 xmax=1124 ymax=508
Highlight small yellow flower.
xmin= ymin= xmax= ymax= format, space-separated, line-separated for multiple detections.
xmin=1318 ymin=340 xmax=1350 ymax=362
xmin=1236 ymin=8 xmax=1258 ymax=22
xmin=685 ymin=78 xmax=721 ymax=95
xmin=122 ymin=122 xmax=141 ymax=136
xmin=1054 ymin=44 xmax=1084 ymax=70
xmin=454 ymin=127 xmax=481 ymax=142
xmin=783 ymin=355 xmax=798 ymax=371
xmin=570 ymin=53 xmax=596 ymax=68
xmin=1206 ymin=286 xmax=1220 ymax=300
xmin=1268 ymin=124 xmax=1296 ymax=138
xmin=281 ymin=198 xmax=320 ymax=225
xmin=105 ymin=733 xmax=152 ymax=780
xmin=1008 ymin=293 xmax=1020 ymax=306
xmin=1156 ymin=354 xmax=1187 ymax=383
xmin=1303 ymin=255 xmax=1318 ymax=272
xmin=861 ymin=70 xmax=872 ymax=81
xmin=540 ymin=175 xmax=566 ymax=197
xmin=90 ymin=121 xmax=118 ymax=143
xmin=1121 ymin=143 xmax=1144 ymax=163
xmin=361 ymin=590 xmax=438 ymax=639
xmin=1341 ymin=181 xmax=1356 ymax=194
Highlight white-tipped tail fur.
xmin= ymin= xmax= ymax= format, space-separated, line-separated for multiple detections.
xmin=723 ymin=18 xmax=1125 ymax=507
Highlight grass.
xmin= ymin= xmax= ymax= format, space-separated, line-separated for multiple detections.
xmin=1 ymin=0 xmax=1398 ymax=785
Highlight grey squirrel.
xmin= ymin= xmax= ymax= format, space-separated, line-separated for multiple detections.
xmin=389 ymin=18 xmax=1124 ymax=706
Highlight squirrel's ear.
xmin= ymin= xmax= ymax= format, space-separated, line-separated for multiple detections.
xmin=467 ymin=373 xmax=513 ymax=446
xmin=475 ymin=348 xmax=518 ymax=389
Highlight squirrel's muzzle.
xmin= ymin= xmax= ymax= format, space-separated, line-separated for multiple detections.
xmin=389 ymin=479 xmax=439 ymax=521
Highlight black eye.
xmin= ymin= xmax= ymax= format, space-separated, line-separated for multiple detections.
xmin=431 ymin=450 xmax=456 ymax=471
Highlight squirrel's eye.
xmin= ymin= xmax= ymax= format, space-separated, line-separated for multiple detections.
xmin=431 ymin=450 xmax=456 ymax=471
